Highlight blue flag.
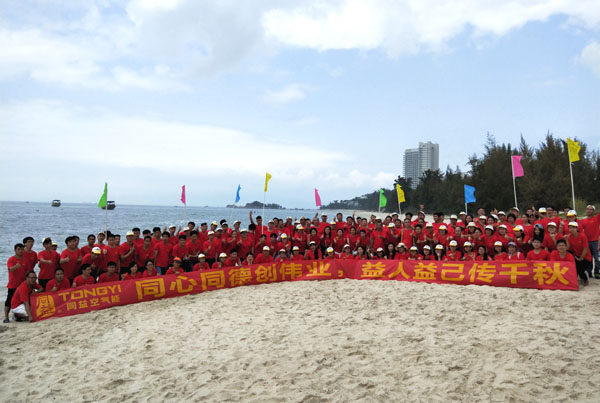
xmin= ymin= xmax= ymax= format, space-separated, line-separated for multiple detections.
xmin=235 ymin=185 xmax=241 ymax=203
xmin=464 ymin=185 xmax=476 ymax=204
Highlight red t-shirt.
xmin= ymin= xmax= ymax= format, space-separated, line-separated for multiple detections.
xmin=98 ymin=272 xmax=121 ymax=283
xmin=370 ymin=228 xmax=387 ymax=250
xmin=152 ymin=242 xmax=171 ymax=267
xmin=186 ymin=240 xmax=203 ymax=256
xmin=73 ymin=275 xmax=95 ymax=287
xmin=165 ymin=267 xmax=185 ymax=275
xmin=11 ymin=281 xmax=41 ymax=309
xmin=136 ymin=246 xmax=155 ymax=268
xmin=526 ymin=249 xmax=551 ymax=261
xmin=193 ymin=262 xmax=210 ymax=271
xmin=567 ymin=232 xmax=591 ymax=261
xmin=580 ymin=214 xmax=600 ymax=242
xmin=80 ymin=245 xmax=94 ymax=257
xmin=122 ymin=272 xmax=143 ymax=281
xmin=103 ymin=245 xmax=120 ymax=267
xmin=549 ymin=250 xmax=575 ymax=263
xmin=60 ymin=248 xmax=81 ymax=280
xmin=7 ymin=257 xmax=28 ymax=291
xmin=82 ymin=253 xmax=105 ymax=272
xmin=142 ymin=270 xmax=158 ymax=277
xmin=119 ymin=243 xmax=136 ymax=267
xmin=38 ymin=250 xmax=60 ymax=280
xmin=254 ymin=253 xmax=273 ymax=264
xmin=542 ymin=233 xmax=563 ymax=252
xmin=22 ymin=249 xmax=38 ymax=272
xmin=45 ymin=278 xmax=70 ymax=292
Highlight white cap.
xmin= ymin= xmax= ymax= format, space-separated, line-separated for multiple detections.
xmin=326 ymin=247 xmax=334 ymax=253
xmin=376 ymin=247 xmax=384 ymax=252
xmin=459 ymin=211 xmax=466 ymax=216
xmin=514 ymin=225 xmax=524 ymax=231
xmin=439 ymin=225 xmax=447 ymax=231
xmin=211 ymin=221 xmax=218 ymax=226
xmin=219 ymin=253 xmax=227 ymax=258
xmin=498 ymin=211 xmax=506 ymax=215
xmin=450 ymin=214 xmax=458 ymax=220
xmin=491 ymin=214 xmax=498 ymax=220
xmin=511 ymin=206 xmax=520 ymax=211
xmin=234 ymin=220 xmax=241 ymax=224
xmin=538 ymin=207 xmax=547 ymax=213
xmin=485 ymin=225 xmax=494 ymax=231
xmin=397 ymin=242 xmax=406 ymax=248
xmin=169 ymin=224 xmax=176 ymax=228
xmin=567 ymin=210 xmax=577 ymax=217
xmin=568 ymin=221 xmax=578 ymax=228
xmin=498 ymin=224 xmax=507 ymax=229
xmin=547 ymin=222 xmax=557 ymax=227
xmin=198 ymin=253 xmax=205 ymax=259
xmin=240 ymin=228 xmax=247 ymax=233
xmin=296 ymin=225 xmax=304 ymax=230
xmin=281 ymin=233 xmax=288 ymax=238
xmin=215 ymin=228 xmax=223 ymax=231
xmin=280 ymin=248 xmax=287 ymax=253
xmin=309 ymin=241 xmax=316 ymax=245
xmin=479 ymin=215 xmax=486 ymax=220
xmin=92 ymin=247 xmax=102 ymax=254
xmin=467 ymin=222 xmax=476 ymax=228
xmin=435 ymin=244 xmax=444 ymax=250
xmin=449 ymin=240 xmax=458 ymax=246
xmin=423 ymin=245 xmax=430 ymax=250
xmin=126 ymin=231 xmax=134 ymax=236
xmin=426 ymin=222 xmax=433 ymax=227
xmin=493 ymin=241 xmax=503 ymax=247
xmin=343 ymin=244 xmax=351 ymax=249
xmin=263 ymin=246 xmax=270 ymax=251
xmin=292 ymin=246 xmax=300 ymax=251
xmin=207 ymin=231 xmax=215 ymax=235
xmin=464 ymin=241 xmax=472 ymax=247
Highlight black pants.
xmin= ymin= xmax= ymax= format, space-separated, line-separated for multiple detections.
xmin=5 ymin=288 xmax=16 ymax=308
xmin=182 ymin=260 xmax=194 ymax=272
xmin=576 ymin=260 xmax=590 ymax=283
xmin=39 ymin=278 xmax=51 ymax=291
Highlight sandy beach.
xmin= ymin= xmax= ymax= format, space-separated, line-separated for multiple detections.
xmin=1 ymin=279 xmax=599 ymax=402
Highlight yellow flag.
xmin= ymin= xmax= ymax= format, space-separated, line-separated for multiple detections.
xmin=396 ymin=184 xmax=405 ymax=203
xmin=567 ymin=138 xmax=580 ymax=163
xmin=264 ymin=172 xmax=272 ymax=192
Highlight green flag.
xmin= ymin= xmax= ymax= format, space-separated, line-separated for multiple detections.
xmin=98 ymin=182 xmax=108 ymax=208
xmin=379 ymin=188 xmax=387 ymax=208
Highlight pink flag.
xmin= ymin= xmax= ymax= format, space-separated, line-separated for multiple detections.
xmin=180 ymin=185 xmax=186 ymax=205
xmin=511 ymin=156 xmax=524 ymax=178
xmin=315 ymin=188 xmax=322 ymax=207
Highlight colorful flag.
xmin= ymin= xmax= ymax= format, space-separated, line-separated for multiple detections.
xmin=464 ymin=185 xmax=476 ymax=204
xmin=264 ymin=172 xmax=272 ymax=192
xmin=97 ymin=182 xmax=107 ymax=208
xmin=396 ymin=184 xmax=405 ymax=204
xmin=567 ymin=138 xmax=580 ymax=163
xmin=180 ymin=185 xmax=186 ymax=205
xmin=511 ymin=155 xmax=524 ymax=178
xmin=235 ymin=185 xmax=241 ymax=203
xmin=379 ymin=189 xmax=387 ymax=208
xmin=315 ymin=188 xmax=322 ymax=207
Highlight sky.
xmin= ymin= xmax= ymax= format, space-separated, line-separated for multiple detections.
xmin=1 ymin=0 xmax=599 ymax=208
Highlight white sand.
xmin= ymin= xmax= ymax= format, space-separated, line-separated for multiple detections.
xmin=1 ymin=279 xmax=599 ymax=402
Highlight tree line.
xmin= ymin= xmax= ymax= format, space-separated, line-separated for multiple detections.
xmin=322 ymin=133 xmax=599 ymax=214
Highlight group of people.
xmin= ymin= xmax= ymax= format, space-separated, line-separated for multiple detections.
xmin=4 ymin=205 xmax=599 ymax=322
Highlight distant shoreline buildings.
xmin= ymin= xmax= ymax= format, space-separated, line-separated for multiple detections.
xmin=403 ymin=141 xmax=439 ymax=189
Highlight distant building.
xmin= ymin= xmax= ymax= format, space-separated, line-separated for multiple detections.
xmin=403 ymin=141 xmax=439 ymax=189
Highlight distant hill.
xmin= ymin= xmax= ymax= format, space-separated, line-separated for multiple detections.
xmin=226 ymin=201 xmax=284 ymax=209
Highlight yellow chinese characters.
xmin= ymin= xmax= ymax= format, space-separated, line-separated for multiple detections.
xmin=360 ymin=262 xmax=386 ymax=278
xmin=532 ymin=262 xmax=570 ymax=286
xmin=280 ymin=263 xmax=303 ymax=280
xmin=229 ymin=267 xmax=253 ymax=287
xmin=306 ymin=261 xmax=332 ymax=277
xmin=440 ymin=263 xmax=465 ymax=282
xmin=387 ymin=262 xmax=410 ymax=280
xmin=255 ymin=265 xmax=277 ymax=283
xmin=413 ymin=262 xmax=437 ymax=280
xmin=499 ymin=263 xmax=529 ymax=285
xmin=169 ymin=275 xmax=198 ymax=294
xmin=201 ymin=270 xmax=226 ymax=290
xmin=136 ymin=278 xmax=166 ymax=301
xmin=35 ymin=295 xmax=56 ymax=319
xmin=468 ymin=263 xmax=496 ymax=283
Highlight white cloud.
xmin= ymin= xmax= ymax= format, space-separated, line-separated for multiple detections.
xmin=263 ymin=0 xmax=600 ymax=56
xmin=261 ymin=84 xmax=311 ymax=104
xmin=578 ymin=41 xmax=600 ymax=78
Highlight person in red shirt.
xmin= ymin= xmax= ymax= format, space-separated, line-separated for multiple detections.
xmin=542 ymin=222 xmax=563 ymax=252
xmin=4 ymin=243 xmax=28 ymax=323
xmin=119 ymin=231 xmax=137 ymax=275
xmin=305 ymin=241 xmax=322 ymax=260
xmin=45 ymin=267 xmax=70 ymax=292
xmin=275 ymin=249 xmax=289 ymax=263
xmin=102 ymin=234 xmax=120 ymax=272
xmin=407 ymin=246 xmax=421 ymax=261
xmin=184 ymin=231 xmax=203 ymax=271
xmin=565 ymin=221 xmax=591 ymax=285
xmin=122 ymin=264 xmax=142 ymax=281
xmin=421 ymin=245 xmax=434 ymax=260
xmin=72 ymin=264 xmax=96 ymax=287
xmin=80 ymin=234 xmax=96 ymax=256
xmin=505 ymin=242 xmax=525 ymax=260
xmin=10 ymin=271 xmax=41 ymax=322
xmin=242 ymin=252 xmax=255 ymax=266
xmin=21 ymin=236 xmax=38 ymax=273
xmin=492 ymin=242 xmax=507 ymax=261
xmin=98 ymin=261 xmax=120 ymax=283
xmin=236 ymin=229 xmax=254 ymax=260
xmin=370 ymin=220 xmax=388 ymax=252
xmin=212 ymin=253 xmax=229 ymax=269
xmin=166 ymin=258 xmax=185 ymax=275
xmin=549 ymin=239 xmax=575 ymax=263
xmin=154 ymin=232 xmax=173 ymax=275
xmin=339 ymin=245 xmax=353 ymax=260
xmin=38 ymin=238 xmax=60 ymax=289
xmin=445 ymin=240 xmax=462 ymax=261
xmin=394 ymin=243 xmax=409 ymax=260
xmin=324 ymin=247 xmax=336 ymax=260
xmin=225 ymin=250 xmax=241 ymax=267
xmin=203 ymin=231 xmax=223 ymax=264
xmin=462 ymin=242 xmax=477 ymax=261
xmin=81 ymin=247 xmax=105 ymax=276
xmin=193 ymin=254 xmax=210 ymax=271
xmin=60 ymin=236 xmax=82 ymax=282
xmin=526 ymin=239 xmax=550 ymax=261
xmin=292 ymin=225 xmax=308 ymax=254
xmin=254 ymin=246 xmax=273 ymax=264
xmin=580 ymin=205 xmax=599 ymax=278
xmin=475 ymin=246 xmax=490 ymax=261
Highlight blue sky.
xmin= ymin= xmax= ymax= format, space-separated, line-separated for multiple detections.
xmin=1 ymin=0 xmax=599 ymax=208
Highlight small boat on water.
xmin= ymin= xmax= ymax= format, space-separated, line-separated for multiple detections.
xmin=101 ymin=201 xmax=116 ymax=210
xmin=51 ymin=200 xmax=61 ymax=207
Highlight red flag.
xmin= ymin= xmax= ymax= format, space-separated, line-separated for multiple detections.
xmin=315 ymin=188 xmax=322 ymax=207
xmin=180 ymin=185 xmax=186 ymax=205
xmin=512 ymin=156 xmax=524 ymax=178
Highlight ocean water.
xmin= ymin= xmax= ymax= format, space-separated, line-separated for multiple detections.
xmin=0 ymin=201 xmax=347 ymax=299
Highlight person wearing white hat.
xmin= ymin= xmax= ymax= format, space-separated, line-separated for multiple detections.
xmin=293 ymin=224 xmax=308 ymax=255
xmin=525 ymin=238 xmax=550 ymax=262
xmin=566 ymin=221 xmax=591 ymax=285
xmin=446 ymin=240 xmax=462 ymax=261
xmin=253 ymin=245 xmax=273 ymax=265
xmin=118 ymin=231 xmax=137 ymax=276
xmin=340 ymin=244 xmax=353 ymax=260
xmin=581 ymin=204 xmax=600 ymax=278
xmin=291 ymin=245 xmax=305 ymax=261
xmin=543 ymin=221 xmax=563 ymax=252
xmin=275 ymin=248 xmax=289 ymax=263
xmin=462 ymin=242 xmax=476 ymax=261
xmin=324 ymin=247 xmax=336 ymax=260
xmin=433 ymin=244 xmax=445 ymax=261
xmin=211 ymin=252 xmax=228 ymax=269
xmin=193 ymin=254 xmax=210 ymax=271
xmin=408 ymin=246 xmax=420 ymax=260
xmin=492 ymin=241 xmax=506 ymax=261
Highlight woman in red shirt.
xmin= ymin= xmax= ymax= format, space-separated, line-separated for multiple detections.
xmin=354 ymin=246 xmax=368 ymax=260
xmin=462 ymin=242 xmax=477 ymax=261
xmin=421 ymin=245 xmax=433 ymax=260
xmin=492 ymin=242 xmax=507 ymax=261
xmin=122 ymin=264 xmax=142 ymax=280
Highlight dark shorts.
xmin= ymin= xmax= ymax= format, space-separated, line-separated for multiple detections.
xmin=38 ymin=278 xmax=51 ymax=290
xmin=5 ymin=288 xmax=16 ymax=308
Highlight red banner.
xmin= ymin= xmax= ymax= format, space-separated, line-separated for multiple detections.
xmin=31 ymin=259 xmax=578 ymax=321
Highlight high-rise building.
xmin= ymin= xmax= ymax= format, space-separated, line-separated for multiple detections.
xmin=403 ymin=142 xmax=439 ymax=189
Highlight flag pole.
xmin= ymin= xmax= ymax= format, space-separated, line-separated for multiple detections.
xmin=105 ymin=186 xmax=108 ymax=241
xmin=569 ymin=161 xmax=576 ymax=210
xmin=465 ymin=203 xmax=468 ymax=216
xmin=511 ymin=157 xmax=518 ymax=209
xmin=262 ymin=191 xmax=266 ymax=235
